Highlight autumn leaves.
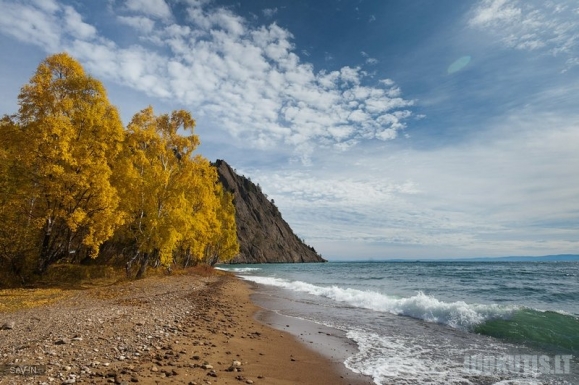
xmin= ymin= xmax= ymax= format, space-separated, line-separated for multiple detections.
xmin=0 ymin=53 xmax=238 ymax=281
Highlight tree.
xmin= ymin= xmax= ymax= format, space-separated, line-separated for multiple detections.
xmin=119 ymin=107 xmax=240 ymax=276
xmin=0 ymin=116 xmax=40 ymax=281
xmin=0 ymin=53 xmax=125 ymax=274
xmin=0 ymin=53 xmax=239 ymax=283
xmin=119 ymin=107 xmax=201 ymax=277
xmin=175 ymin=159 xmax=239 ymax=267
xmin=204 ymin=183 xmax=239 ymax=265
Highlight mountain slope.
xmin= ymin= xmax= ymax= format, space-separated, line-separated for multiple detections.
xmin=214 ymin=160 xmax=326 ymax=264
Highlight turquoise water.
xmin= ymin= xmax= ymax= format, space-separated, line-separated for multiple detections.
xmin=218 ymin=261 xmax=579 ymax=384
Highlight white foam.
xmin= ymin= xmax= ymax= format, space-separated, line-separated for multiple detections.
xmin=491 ymin=381 xmax=543 ymax=385
xmin=345 ymin=329 xmax=477 ymax=384
xmin=215 ymin=267 xmax=263 ymax=273
xmin=242 ymin=276 xmax=515 ymax=330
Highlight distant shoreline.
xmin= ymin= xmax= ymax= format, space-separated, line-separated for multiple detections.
xmin=328 ymin=254 xmax=579 ymax=263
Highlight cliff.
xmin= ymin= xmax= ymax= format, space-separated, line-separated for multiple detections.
xmin=214 ymin=160 xmax=326 ymax=264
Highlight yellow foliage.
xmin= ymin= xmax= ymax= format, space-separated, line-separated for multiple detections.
xmin=118 ymin=107 xmax=239 ymax=273
xmin=0 ymin=53 xmax=239 ymax=283
xmin=0 ymin=288 xmax=71 ymax=313
xmin=0 ymin=53 xmax=125 ymax=274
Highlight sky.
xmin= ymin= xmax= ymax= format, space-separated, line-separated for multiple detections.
xmin=1 ymin=0 xmax=578 ymax=260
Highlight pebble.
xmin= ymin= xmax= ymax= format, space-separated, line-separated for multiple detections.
xmin=1 ymin=321 xmax=15 ymax=330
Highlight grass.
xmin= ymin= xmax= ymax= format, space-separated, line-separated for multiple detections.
xmin=0 ymin=263 xmax=223 ymax=313
xmin=0 ymin=287 xmax=71 ymax=313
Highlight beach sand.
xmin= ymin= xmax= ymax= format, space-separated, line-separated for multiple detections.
xmin=0 ymin=271 xmax=373 ymax=384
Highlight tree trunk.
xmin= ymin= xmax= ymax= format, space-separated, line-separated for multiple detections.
xmin=37 ymin=225 xmax=53 ymax=275
xmin=125 ymin=251 xmax=140 ymax=278
xmin=135 ymin=252 xmax=149 ymax=279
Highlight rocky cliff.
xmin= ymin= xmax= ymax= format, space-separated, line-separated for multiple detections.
xmin=214 ymin=160 xmax=326 ymax=264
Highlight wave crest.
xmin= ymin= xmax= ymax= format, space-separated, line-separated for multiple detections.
xmin=242 ymin=276 xmax=515 ymax=330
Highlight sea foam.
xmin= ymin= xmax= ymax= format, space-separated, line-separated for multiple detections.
xmin=345 ymin=329 xmax=478 ymax=384
xmin=215 ymin=267 xmax=263 ymax=273
xmin=241 ymin=275 xmax=515 ymax=330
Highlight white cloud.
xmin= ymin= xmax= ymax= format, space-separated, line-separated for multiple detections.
xmin=250 ymin=110 xmax=579 ymax=257
xmin=0 ymin=0 xmax=414 ymax=162
xmin=63 ymin=6 xmax=96 ymax=39
xmin=361 ymin=51 xmax=378 ymax=65
xmin=469 ymin=0 xmax=520 ymax=26
xmin=0 ymin=0 xmax=63 ymax=51
xmin=117 ymin=15 xmax=156 ymax=33
xmin=31 ymin=0 xmax=59 ymax=13
xmin=125 ymin=0 xmax=172 ymax=20
xmin=262 ymin=8 xmax=278 ymax=18
xmin=469 ymin=0 xmax=579 ymax=69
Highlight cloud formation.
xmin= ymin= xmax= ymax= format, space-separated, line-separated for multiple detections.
xmin=251 ymin=109 xmax=579 ymax=257
xmin=0 ymin=0 xmax=414 ymax=161
xmin=469 ymin=0 xmax=579 ymax=71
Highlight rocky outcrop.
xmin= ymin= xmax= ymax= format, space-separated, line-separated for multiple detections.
xmin=214 ymin=160 xmax=325 ymax=264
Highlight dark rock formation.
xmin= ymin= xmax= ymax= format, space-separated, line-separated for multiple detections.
xmin=214 ymin=159 xmax=326 ymax=264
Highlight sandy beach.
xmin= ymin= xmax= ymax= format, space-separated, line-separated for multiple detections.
xmin=0 ymin=271 xmax=372 ymax=385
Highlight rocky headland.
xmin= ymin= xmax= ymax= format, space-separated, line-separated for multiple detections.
xmin=215 ymin=160 xmax=325 ymax=264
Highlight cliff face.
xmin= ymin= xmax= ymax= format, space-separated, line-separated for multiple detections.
xmin=214 ymin=160 xmax=326 ymax=264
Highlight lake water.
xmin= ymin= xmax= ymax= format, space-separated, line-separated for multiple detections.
xmin=217 ymin=261 xmax=579 ymax=385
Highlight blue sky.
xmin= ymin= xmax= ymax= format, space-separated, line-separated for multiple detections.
xmin=1 ymin=0 xmax=578 ymax=260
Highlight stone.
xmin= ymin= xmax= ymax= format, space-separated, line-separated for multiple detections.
xmin=54 ymin=338 xmax=69 ymax=345
xmin=1 ymin=321 xmax=15 ymax=330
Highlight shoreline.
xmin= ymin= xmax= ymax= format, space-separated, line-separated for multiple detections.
xmin=0 ymin=271 xmax=373 ymax=384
